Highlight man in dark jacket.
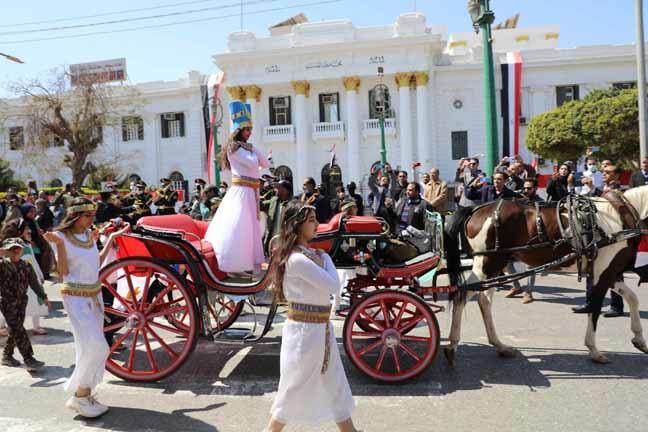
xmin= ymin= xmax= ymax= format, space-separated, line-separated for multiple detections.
xmin=466 ymin=171 xmax=521 ymax=203
xmin=262 ymin=180 xmax=292 ymax=253
xmin=367 ymin=165 xmax=397 ymax=219
xmin=95 ymin=193 xmax=122 ymax=224
xmin=297 ymin=177 xmax=331 ymax=223
xmin=629 ymin=157 xmax=648 ymax=188
xmin=347 ymin=181 xmax=364 ymax=216
xmin=34 ymin=199 xmax=55 ymax=231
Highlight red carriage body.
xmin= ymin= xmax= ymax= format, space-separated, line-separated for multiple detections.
xmin=100 ymin=212 xmax=449 ymax=383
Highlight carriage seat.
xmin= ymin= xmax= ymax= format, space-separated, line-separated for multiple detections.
xmin=137 ymin=215 xmax=222 ymax=276
xmin=315 ymin=213 xmax=384 ymax=236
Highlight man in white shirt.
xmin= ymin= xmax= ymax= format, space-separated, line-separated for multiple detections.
xmin=581 ymin=156 xmax=603 ymax=189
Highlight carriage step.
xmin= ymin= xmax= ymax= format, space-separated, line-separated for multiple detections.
xmin=214 ymin=327 xmax=253 ymax=340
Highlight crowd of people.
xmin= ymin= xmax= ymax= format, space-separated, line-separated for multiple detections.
xmin=3 ymin=94 xmax=648 ymax=431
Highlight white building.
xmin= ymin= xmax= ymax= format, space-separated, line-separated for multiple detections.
xmin=214 ymin=12 xmax=640 ymax=193
xmin=0 ymin=71 xmax=210 ymax=195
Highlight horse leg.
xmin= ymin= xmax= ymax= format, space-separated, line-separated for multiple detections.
xmin=444 ymin=296 xmax=466 ymax=367
xmin=585 ymin=279 xmax=609 ymax=364
xmin=611 ymin=282 xmax=648 ymax=354
xmin=477 ymin=288 xmax=515 ymax=358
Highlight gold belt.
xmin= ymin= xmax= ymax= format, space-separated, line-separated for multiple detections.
xmin=287 ymin=302 xmax=332 ymax=375
xmin=61 ymin=281 xmax=102 ymax=297
xmin=232 ymin=175 xmax=260 ymax=189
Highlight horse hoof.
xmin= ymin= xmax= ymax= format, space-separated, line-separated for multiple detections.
xmin=444 ymin=347 xmax=456 ymax=367
xmin=497 ymin=347 xmax=516 ymax=358
xmin=631 ymin=338 xmax=648 ymax=354
xmin=591 ymin=354 xmax=610 ymax=364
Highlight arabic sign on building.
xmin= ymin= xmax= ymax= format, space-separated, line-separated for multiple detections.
xmin=70 ymin=58 xmax=127 ymax=86
xmin=304 ymin=59 xmax=343 ymax=70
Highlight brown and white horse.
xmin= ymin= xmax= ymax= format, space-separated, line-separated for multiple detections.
xmin=444 ymin=185 xmax=648 ymax=365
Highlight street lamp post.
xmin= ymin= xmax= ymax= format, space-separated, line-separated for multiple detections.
xmin=636 ymin=0 xmax=648 ymax=160
xmin=210 ymin=95 xmax=224 ymax=186
xmin=468 ymin=0 xmax=498 ymax=176
xmin=373 ymin=66 xmax=388 ymax=168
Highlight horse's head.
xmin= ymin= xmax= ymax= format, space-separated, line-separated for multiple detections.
xmin=624 ymin=185 xmax=648 ymax=223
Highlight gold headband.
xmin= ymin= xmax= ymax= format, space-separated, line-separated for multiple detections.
xmin=67 ymin=203 xmax=97 ymax=215
xmin=284 ymin=205 xmax=316 ymax=224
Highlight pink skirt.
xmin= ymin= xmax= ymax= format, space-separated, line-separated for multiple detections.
xmin=204 ymin=185 xmax=265 ymax=273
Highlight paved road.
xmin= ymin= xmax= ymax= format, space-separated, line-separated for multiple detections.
xmin=2 ymin=273 xmax=648 ymax=432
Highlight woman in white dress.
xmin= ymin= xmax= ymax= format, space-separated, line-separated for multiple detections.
xmin=266 ymin=202 xmax=360 ymax=432
xmin=204 ymin=101 xmax=270 ymax=276
xmin=44 ymin=197 xmax=129 ymax=419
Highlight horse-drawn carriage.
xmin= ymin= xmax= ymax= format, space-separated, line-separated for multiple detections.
xmin=99 ymin=211 xmax=455 ymax=383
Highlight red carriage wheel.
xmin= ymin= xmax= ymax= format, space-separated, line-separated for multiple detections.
xmin=100 ymin=258 xmax=198 ymax=382
xmin=206 ymin=292 xmax=244 ymax=332
xmin=343 ymin=290 xmax=439 ymax=382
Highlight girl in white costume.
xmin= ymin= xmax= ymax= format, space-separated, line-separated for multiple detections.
xmin=266 ymin=202 xmax=360 ymax=432
xmin=204 ymin=101 xmax=270 ymax=276
xmin=44 ymin=197 xmax=129 ymax=419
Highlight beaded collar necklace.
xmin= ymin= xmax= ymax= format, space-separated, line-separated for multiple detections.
xmin=64 ymin=229 xmax=93 ymax=249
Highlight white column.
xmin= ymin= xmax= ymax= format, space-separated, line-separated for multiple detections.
xmin=243 ymin=85 xmax=262 ymax=147
xmin=396 ymin=72 xmax=414 ymax=172
xmin=343 ymin=76 xmax=361 ymax=183
xmin=292 ymin=80 xmax=310 ymax=184
xmin=414 ymin=71 xmax=430 ymax=170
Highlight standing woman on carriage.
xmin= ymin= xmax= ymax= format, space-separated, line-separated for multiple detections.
xmin=43 ymin=197 xmax=129 ymax=419
xmin=266 ymin=201 xmax=359 ymax=432
xmin=204 ymin=101 xmax=271 ymax=277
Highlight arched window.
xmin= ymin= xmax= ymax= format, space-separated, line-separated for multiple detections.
xmin=169 ymin=171 xmax=184 ymax=182
xmin=321 ymin=163 xmax=343 ymax=197
xmin=274 ymin=165 xmax=293 ymax=184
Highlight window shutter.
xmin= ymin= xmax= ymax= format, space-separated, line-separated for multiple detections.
xmin=286 ymin=96 xmax=292 ymax=125
xmin=335 ymin=92 xmax=340 ymax=121
xmin=137 ymin=117 xmax=144 ymax=140
xmin=161 ymin=114 xmax=169 ymax=138
xmin=318 ymin=94 xmax=325 ymax=122
xmin=451 ymin=131 xmax=468 ymax=160
xmin=178 ymin=113 xmax=185 ymax=137
xmin=121 ymin=118 xmax=128 ymax=141
xmin=268 ymin=97 xmax=275 ymax=126
xmin=574 ymin=85 xmax=580 ymax=101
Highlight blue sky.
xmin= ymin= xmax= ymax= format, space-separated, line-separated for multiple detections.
xmin=0 ymin=0 xmax=643 ymax=96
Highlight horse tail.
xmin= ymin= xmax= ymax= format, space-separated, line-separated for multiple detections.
xmin=443 ymin=229 xmax=467 ymax=304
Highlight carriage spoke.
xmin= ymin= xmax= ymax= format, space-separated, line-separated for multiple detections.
xmin=109 ymin=328 xmax=133 ymax=355
xmin=357 ymin=339 xmax=383 ymax=357
xmin=139 ymin=270 xmax=153 ymax=312
xmin=374 ymin=344 xmax=388 ymax=372
xmin=359 ymin=310 xmax=385 ymax=331
xmin=104 ymin=320 xmax=127 ymax=333
xmin=399 ymin=342 xmax=422 ymax=362
xmin=145 ymin=283 xmax=176 ymax=314
xmin=380 ymin=300 xmax=391 ymax=328
xmin=391 ymin=347 xmax=401 ymax=374
xmin=401 ymin=335 xmax=431 ymax=342
xmin=397 ymin=314 xmax=425 ymax=333
xmin=392 ymin=301 xmax=408 ymax=329
xmin=147 ymin=320 xmax=188 ymax=336
xmin=104 ymin=306 xmax=130 ymax=319
xmin=102 ymin=278 xmax=135 ymax=313
xmin=351 ymin=331 xmax=381 ymax=338
xmin=142 ymin=329 xmax=159 ymax=373
xmin=146 ymin=325 xmax=179 ymax=359
xmin=126 ymin=329 xmax=140 ymax=372
xmin=146 ymin=304 xmax=187 ymax=320
xmin=125 ymin=271 xmax=140 ymax=310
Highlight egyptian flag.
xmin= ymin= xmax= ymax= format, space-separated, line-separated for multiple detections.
xmin=329 ymin=142 xmax=337 ymax=168
xmin=501 ymin=51 xmax=523 ymax=157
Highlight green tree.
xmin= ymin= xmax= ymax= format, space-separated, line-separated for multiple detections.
xmin=0 ymin=159 xmax=25 ymax=191
xmin=526 ymin=87 xmax=639 ymax=168
xmin=86 ymin=163 xmax=129 ymax=190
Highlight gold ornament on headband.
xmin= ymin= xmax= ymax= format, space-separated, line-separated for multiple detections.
xmin=66 ymin=203 xmax=97 ymax=215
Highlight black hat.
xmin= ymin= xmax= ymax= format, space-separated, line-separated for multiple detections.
xmin=135 ymin=180 xmax=147 ymax=189
xmin=194 ymin=178 xmax=207 ymax=185
xmin=160 ymin=177 xmax=171 ymax=184
xmin=274 ymin=179 xmax=292 ymax=191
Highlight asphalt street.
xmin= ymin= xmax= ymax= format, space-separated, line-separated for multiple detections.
xmin=2 ymin=273 xmax=648 ymax=432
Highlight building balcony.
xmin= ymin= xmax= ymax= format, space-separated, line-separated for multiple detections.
xmin=263 ymin=124 xmax=295 ymax=143
xmin=362 ymin=118 xmax=397 ymax=137
xmin=312 ymin=121 xmax=344 ymax=140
